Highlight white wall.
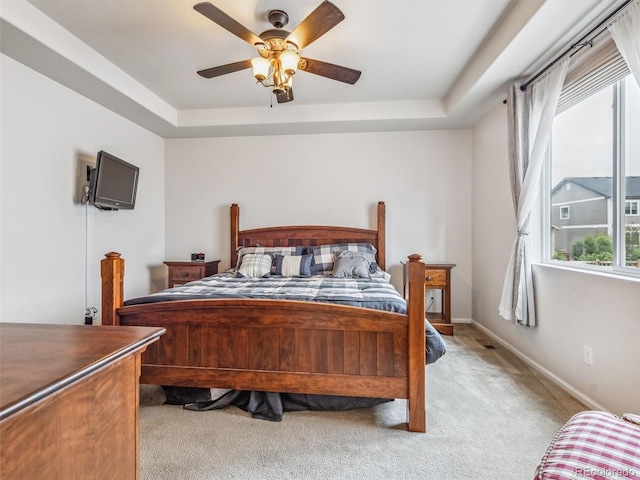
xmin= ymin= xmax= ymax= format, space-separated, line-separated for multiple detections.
xmin=0 ymin=54 xmax=165 ymax=325
xmin=472 ymin=104 xmax=640 ymax=415
xmin=165 ymin=130 xmax=473 ymax=320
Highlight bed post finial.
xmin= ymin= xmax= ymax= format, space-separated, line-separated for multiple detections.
xmin=406 ymin=253 xmax=426 ymax=432
xmin=231 ymin=203 xmax=240 ymax=269
xmin=101 ymin=252 xmax=124 ymax=326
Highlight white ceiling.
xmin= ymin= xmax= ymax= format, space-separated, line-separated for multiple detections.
xmin=0 ymin=0 xmax=624 ymax=138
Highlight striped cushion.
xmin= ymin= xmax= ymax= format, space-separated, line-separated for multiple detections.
xmin=273 ymin=255 xmax=313 ymax=277
xmin=535 ymin=410 xmax=640 ymax=479
xmin=236 ymin=254 xmax=272 ymax=278
xmin=236 ymin=246 xmax=303 ymax=270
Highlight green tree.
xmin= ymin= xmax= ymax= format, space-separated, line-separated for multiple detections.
xmin=626 ymin=227 xmax=640 ymax=261
xmin=572 ymin=241 xmax=584 ymax=258
xmin=571 ymin=233 xmax=612 ymax=262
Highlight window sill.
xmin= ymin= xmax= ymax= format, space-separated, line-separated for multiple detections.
xmin=535 ymin=261 xmax=640 ymax=283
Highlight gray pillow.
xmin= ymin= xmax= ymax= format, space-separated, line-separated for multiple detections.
xmin=332 ymin=251 xmax=372 ymax=278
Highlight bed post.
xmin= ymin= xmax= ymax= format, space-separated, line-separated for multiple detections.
xmin=406 ymin=253 xmax=426 ymax=432
xmin=377 ymin=201 xmax=386 ymax=271
xmin=100 ymin=252 xmax=124 ymax=326
xmin=230 ymin=203 xmax=239 ymax=269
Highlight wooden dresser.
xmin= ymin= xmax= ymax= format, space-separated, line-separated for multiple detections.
xmin=0 ymin=323 xmax=164 ymax=480
xmin=164 ymin=260 xmax=221 ymax=287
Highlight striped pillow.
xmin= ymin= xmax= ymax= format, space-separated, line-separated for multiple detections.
xmin=236 ymin=254 xmax=272 ymax=278
xmin=236 ymin=246 xmax=303 ymax=270
xmin=273 ymin=254 xmax=313 ymax=277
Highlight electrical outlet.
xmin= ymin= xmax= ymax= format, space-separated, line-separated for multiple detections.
xmin=583 ymin=345 xmax=593 ymax=366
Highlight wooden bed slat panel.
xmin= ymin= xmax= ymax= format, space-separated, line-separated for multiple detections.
xmin=295 ymin=329 xmax=312 ymax=373
xmin=158 ymin=324 xmax=189 ymax=366
xmin=359 ymin=332 xmax=377 ymax=376
xmin=327 ymin=330 xmax=345 ymax=375
xmin=248 ymin=327 xmax=280 ymax=371
xmin=344 ymin=331 xmax=360 ymax=375
xmin=200 ymin=326 xmax=218 ymax=368
xmin=311 ymin=330 xmax=328 ymax=374
xmin=188 ymin=325 xmax=203 ymax=367
xmin=393 ymin=331 xmax=408 ymax=377
xmin=279 ymin=328 xmax=295 ymax=372
xmin=218 ymin=326 xmax=249 ymax=369
xmin=377 ymin=332 xmax=395 ymax=377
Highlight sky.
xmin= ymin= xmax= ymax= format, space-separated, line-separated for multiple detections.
xmin=551 ymin=74 xmax=639 ymax=188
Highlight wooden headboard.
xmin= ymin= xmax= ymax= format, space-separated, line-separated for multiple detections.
xmin=230 ymin=201 xmax=386 ymax=271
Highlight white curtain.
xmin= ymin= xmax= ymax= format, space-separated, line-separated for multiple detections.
xmin=498 ymin=59 xmax=570 ymax=326
xmin=608 ymin=0 xmax=640 ymax=87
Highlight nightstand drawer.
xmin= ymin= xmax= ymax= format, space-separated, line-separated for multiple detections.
xmin=164 ymin=260 xmax=220 ymax=288
xmin=171 ymin=266 xmax=203 ymax=282
xmin=424 ymin=269 xmax=447 ymax=287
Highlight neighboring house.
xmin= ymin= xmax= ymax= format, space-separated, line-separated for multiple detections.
xmin=551 ymin=176 xmax=640 ymax=254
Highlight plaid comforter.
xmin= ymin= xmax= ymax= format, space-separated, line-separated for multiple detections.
xmin=124 ymin=272 xmax=407 ymax=313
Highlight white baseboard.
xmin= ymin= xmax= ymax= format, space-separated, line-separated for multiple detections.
xmin=452 ymin=317 xmax=472 ymax=324
xmin=470 ymin=320 xmax=608 ymax=412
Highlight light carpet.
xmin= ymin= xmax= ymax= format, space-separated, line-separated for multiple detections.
xmin=139 ymin=324 xmax=586 ymax=479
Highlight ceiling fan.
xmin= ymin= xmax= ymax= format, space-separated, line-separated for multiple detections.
xmin=193 ymin=1 xmax=361 ymax=104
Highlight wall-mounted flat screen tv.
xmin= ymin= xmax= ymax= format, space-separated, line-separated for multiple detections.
xmin=88 ymin=150 xmax=139 ymax=210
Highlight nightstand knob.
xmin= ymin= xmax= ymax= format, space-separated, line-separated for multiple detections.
xmin=426 ymin=276 xmax=433 ymax=281
xmin=182 ymin=272 xmax=189 ymax=277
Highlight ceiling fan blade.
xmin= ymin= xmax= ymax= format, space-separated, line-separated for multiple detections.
xmin=197 ymin=59 xmax=252 ymax=78
xmin=285 ymin=1 xmax=344 ymax=50
xmin=299 ymin=58 xmax=361 ymax=84
xmin=275 ymin=88 xmax=294 ymax=104
xmin=194 ymin=2 xmax=263 ymax=46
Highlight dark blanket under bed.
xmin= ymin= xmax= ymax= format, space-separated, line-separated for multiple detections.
xmin=163 ymin=387 xmax=394 ymax=421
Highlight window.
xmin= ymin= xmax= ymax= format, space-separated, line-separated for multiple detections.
xmin=546 ymin=44 xmax=639 ymax=276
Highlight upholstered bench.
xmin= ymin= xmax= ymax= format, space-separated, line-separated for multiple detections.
xmin=535 ymin=411 xmax=640 ymax=479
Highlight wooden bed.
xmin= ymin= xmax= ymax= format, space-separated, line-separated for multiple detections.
xmin=101 ymin=201 xmax=428 ymax=432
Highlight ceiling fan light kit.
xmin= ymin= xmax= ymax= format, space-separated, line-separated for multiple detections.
xmin=193 ymin=1 xmax=361 ymax=104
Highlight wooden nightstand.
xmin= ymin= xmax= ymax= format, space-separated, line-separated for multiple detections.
xmin=423 ymin=262 xmax=456 ymax=336
xmin=163 ymin=260 xmax=221 ymax=288
xmin=403 ymin=261 xmax=456 ymax=336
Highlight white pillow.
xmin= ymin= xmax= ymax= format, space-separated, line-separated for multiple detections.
xmin=237 ymin=254 xmax=272 ymax=278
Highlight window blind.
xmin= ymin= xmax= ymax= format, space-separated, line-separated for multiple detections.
xmin=557 ymin=33 xmax=630 ymax=114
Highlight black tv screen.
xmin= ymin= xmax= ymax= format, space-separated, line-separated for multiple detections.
xmin=89 ymin=151 xmax=139 ymax=210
